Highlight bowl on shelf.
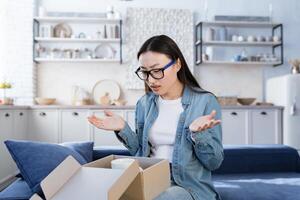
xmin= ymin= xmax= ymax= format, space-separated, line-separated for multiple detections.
xmin=237 ymin=98 xmax=256 ymax=105
xmin=35 ymin=97 xmax=56 ymax=105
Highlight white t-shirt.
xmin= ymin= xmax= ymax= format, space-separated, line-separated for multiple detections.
xmin=148 ymin=96 xmax=183 ymax=162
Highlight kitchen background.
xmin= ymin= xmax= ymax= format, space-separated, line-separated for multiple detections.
xmin=0 ymin=0 xmax=299 ymax=106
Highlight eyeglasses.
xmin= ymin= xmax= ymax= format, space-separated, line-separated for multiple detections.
xmin=135 ymin=60 xmax=176 ymax=80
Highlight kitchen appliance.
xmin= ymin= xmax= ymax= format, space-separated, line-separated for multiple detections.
xmin=266 ymin=74 xmax=300 ymax=149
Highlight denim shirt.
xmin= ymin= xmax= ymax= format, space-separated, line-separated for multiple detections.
xmin=115 ymin=85 xmax=224 ymax=200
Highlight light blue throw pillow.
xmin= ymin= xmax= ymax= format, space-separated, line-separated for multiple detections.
xmin=4 ymin=140 xmax=94 ymax=196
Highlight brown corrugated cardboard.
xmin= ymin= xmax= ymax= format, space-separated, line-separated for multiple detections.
xmin=30 ymin=155 xmax=140 ymax=200
xmin=117 ymin=156 xmax=171 ymax=200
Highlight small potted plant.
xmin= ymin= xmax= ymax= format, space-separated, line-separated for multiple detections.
xmin=0 ymin=82 xmax=13 ymax=105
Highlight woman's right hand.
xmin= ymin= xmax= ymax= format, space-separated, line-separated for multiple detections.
xmin=87 ymin=110 xmax=126 ymax=131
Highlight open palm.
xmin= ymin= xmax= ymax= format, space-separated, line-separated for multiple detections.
xmin=87 ymin=110 xmax=125 ymax=131
xmin=189 ymin=110 xmax=221 ymax=132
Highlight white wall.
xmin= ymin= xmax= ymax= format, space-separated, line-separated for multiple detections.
xmin=0 ymin=0 xmax=36 ymax=105
xmin=11 ymin=0 xmax=300 ymax=105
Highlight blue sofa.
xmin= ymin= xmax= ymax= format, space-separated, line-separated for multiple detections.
xmin=1 ymin=145 xmax=300 ymax=200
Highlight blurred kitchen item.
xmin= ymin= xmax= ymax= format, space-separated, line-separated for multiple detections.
xmin=39 ymin=25 xmax=53 ymax=37
xmin=233 ymin=54 xmax=242 ymax=62
xmin=72 ymin=49 xmax=81 ymax=59
xmin=247 ymin=35 xmax=256 ymax=42
xmin=50 ymin=48 xmax=61 ymax=58
xmin=35 ymin=98 xmax=56 ymax=105
xmin=256 ymin=102 xmax=274 ymax=106
xmin=231 ymin=35 xmax=238 ymax=42
xmin=114 ymin=25 xmax=120 ymax=38
xmin=266 ymin=74 xmax=300 ymax=149
xmin=217 ymin=26 xmax=228 ymax=41
xmin=53 ymin=23 xmax=72 ymax=38
xmin=237 ymin=36 xmax=244 ymax=42
xmin=94 ymin=44 xmax=116 ymax=59
xmin=237 ymin=98 xmax=256 ymax=105
xmin=256 ymin=35 xmax=265 ymax=42
xmin=63 ymin=49 xmax=72 ymax=59
xmin=202 ymin=53 xmax=209 ymax=61
xmin=241 ymin=49 xmax=248 ymax=61
xmin=289 ymin=59 xmax=300 ymax=74
xmin=265 ymin=36 xmax=273 ymax=42
xmin=205 ymin=27 xmax=215 ymax=41
xmin=0 ymin=97 xmax=14 ymax=105
xmin=38 ymin=6 xmax=47 ymax=17
xmin=35 ymin=44 xmax=47 ymax=58
xmin=78 ymin=32 xmax=86 ymax=39
xmin=71 ymin=86 xmax=91 ymax=106
xmin=92 ymin=80 xmax=121 ymax=105
xmin=217 ymin=96 xmax=238 ymax=106
xmin=111 ymin=99 xmax=127 ymax=106
xmin=273 ymin=35 xmax=281 ymax=42
xmin=106 ymin=5 xmax=115 ymax=19
xmin=104 ymin=24 xmax=107 ymax=38
xmin=81 ymin=48 xmax=93 ymax=59
xmin=205 ymin=47 xmax=214 ymax=61
xmin=100 ymin=92 xmax=111 ymax=105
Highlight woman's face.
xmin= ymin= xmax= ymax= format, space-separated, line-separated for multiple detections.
xmin=138 ymin=51 xmax=181 ymax=96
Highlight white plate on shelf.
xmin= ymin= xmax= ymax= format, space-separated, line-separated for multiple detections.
xmin=92 ymin=80 xmax=121 ymax=104
xmin=94 ymin=44 xmax=116 ymax=59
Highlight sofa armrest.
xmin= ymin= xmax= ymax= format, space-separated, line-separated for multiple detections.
xmin=93 ymin=146 xmax=131 ymax=161
xmin=213 ymin=144 xmax=300 ymax=174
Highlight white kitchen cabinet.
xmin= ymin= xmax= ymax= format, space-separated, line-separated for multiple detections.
xmin=28 ymin=110 xmax=59 ymax=143
xmin=0 ymin=110 xmax=15 ymax=182
xmin=13 ymin=110 xmax=28 ymax=140
xmin=221 ymin=107 xmax=282 ymax=145
xmin=60 ymin=110 xmax=90 ymax=142
xmin=91 ymin=110 xmax=124 ymax=146
xmin=222 ymin=110 xmax=249 ymax=145
xmin=251 ymin=109 xmax=282 ymax=144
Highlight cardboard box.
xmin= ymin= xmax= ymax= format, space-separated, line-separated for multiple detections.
xmin=30 ymin=155 xmax=140 ymax=200
xmin=116 ymin=156 xmax=170 ymax=200
xmin=31 ymin=155 xmax=170 ymax=200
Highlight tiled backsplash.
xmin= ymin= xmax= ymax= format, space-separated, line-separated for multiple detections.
xmin=0 ymin=0 xmax=36 ymax=105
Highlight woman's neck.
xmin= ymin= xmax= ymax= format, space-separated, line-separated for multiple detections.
xmin=160 ymin=81 xmax=184 ymax=100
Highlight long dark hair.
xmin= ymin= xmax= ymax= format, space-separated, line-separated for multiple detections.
xmin=137 ymin=35 xmax=203 ymax=93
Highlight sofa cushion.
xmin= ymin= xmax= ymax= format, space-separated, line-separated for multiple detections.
xmin=213 ymin=172 xmax=300 ymax=200
xmin=61 ymin=141 xmax=94 ymax=163
xmin=0 ymin=178 xmax=32 ymax=200
xmin=93 ymin=146 xmax=131 ymax=160
xmin=213 ymin=145 xmax=300 ymax=174
xmin=4 ymin=140 xmax=93 ymax=196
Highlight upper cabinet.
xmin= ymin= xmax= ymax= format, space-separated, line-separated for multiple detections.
xmin=195 ymin=21 xmax=283 ymax=67
xmin=33 ymin=16 xmax=123 ymax=64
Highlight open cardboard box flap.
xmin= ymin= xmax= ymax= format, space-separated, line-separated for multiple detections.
xmin=115 ymin=155 xmax=171 ymax=200
xmin=30 ymin=155 xmax=140 ymax=200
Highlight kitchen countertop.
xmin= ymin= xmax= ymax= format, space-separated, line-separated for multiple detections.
xmin=0 ymin=105 xmax=284 ymax=110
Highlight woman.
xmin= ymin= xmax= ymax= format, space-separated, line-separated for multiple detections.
xmin=88 ymin=35 xmax=223 ymax=200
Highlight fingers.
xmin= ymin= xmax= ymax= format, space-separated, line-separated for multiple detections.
xmin=87 ymin=115 xmax=104 ymax=129
xmin=104 ymin=110 xmax=114 ymax=117
xmin=190 ymin=119 xmax=221 ymax=132
xmin=209 ymin=110 xmax=216 ymax=119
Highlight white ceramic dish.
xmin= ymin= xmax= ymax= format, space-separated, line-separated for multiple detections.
xmin=92 ymin=80 xmax=121 ymax=104
xmin=94 ymin=44 xmax=116 ymax=59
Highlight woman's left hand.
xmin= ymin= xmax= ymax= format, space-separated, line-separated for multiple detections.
xmin=189 ymin=110 xmax=221 ymax=132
